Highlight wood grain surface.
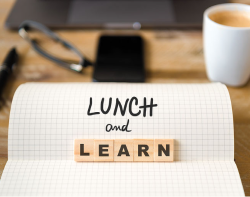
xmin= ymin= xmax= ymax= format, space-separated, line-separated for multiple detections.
xmin=0 ymin=0 xmax=249 ymax=195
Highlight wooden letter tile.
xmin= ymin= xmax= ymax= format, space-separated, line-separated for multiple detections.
xmin=94 ymin=139 xmax=114 ymax=161
xmin=74 ymin=139 xmax=94 ymax=162
xmin=114 ymin=139 xmax=133 ymax=161
xmin=154 ymin=139 xmax=174 ymax=161
xmin=134 ymin=139 xmax=154 ymax=162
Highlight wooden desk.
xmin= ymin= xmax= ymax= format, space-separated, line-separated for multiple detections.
xmin=0 ymin=0 xmax=249 ymax=195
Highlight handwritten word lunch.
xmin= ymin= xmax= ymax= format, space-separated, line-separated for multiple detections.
xmin=74 ymin=139 xmax=174 ymax=162
xmin=87 ymin=97 xmax=158 ymax=132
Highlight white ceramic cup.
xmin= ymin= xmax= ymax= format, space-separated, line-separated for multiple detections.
xmin=204 ymin=3 xmax=250 ymax=87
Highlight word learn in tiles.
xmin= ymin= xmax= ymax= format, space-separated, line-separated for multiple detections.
xmin=74 ymin=139 xmax=174 ymax=162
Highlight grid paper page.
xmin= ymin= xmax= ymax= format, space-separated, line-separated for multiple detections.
xmin=0 ymin=83 xmax=244 ymax=196
xmin=0 ymin=161 xmax=244 ymax=196
xmin=8 ymin=83 xmax=234 ymax=161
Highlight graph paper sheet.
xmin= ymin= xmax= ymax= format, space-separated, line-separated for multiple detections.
xmin=0 ymin=83 xmax=245 ymax=196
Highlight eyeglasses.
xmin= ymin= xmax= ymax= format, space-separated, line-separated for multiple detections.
xmin=18 ymin=20 xmax=92 ymax=73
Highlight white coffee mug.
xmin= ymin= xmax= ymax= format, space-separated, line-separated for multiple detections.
xmin=204 ymin=3 xmax=250 ymax=87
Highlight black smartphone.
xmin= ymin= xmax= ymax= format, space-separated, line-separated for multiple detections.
xmin=93 ymin=35 xmax=145 ymax=82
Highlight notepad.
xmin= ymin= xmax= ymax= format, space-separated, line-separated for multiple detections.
xmin=0 ymin=83 xmax=245 ymax=196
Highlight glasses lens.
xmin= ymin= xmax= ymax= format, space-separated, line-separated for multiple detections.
xmin=26 ymin=28 xmax=81 ymax=64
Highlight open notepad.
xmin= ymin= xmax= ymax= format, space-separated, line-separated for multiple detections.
xmin=0 ymin=83 xmax=244 ymax=196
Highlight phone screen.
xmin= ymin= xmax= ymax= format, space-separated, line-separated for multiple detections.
xmin=93 ymin=35 xmax=145 ymax=82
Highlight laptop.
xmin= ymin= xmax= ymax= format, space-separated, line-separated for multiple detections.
xmin=5 ymin=0 xmax=227 ymax=29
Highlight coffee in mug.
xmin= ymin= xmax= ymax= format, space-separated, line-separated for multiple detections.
xmin=203 ymin=3 xmax=250 ymax=86
xmin=209 ymin=10 xmax=250 ymax=27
